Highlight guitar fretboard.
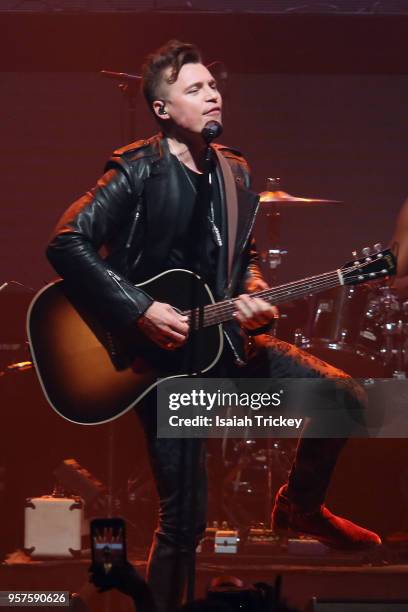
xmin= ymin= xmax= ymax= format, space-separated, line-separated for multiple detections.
xmin=183 ymin=249 xmax=392 ymax=330
xmin=185 ymin=269 xmax=341 ymax=329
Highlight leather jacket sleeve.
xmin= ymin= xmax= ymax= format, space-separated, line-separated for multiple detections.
xmin=241 ymin=236 xmax=266 ymax=293
xmin=46 ymin=167 xmax=153 ymax=332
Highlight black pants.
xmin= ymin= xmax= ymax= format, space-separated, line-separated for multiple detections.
xmin=138 ymin=335 xmax=366 ymax=612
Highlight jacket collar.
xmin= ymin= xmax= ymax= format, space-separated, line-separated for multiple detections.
xmin=143 ymin=134 xmax=259 ymax=289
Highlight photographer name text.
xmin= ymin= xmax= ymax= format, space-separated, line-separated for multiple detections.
xmin=168 ymin=414 xmax=303 ymax=429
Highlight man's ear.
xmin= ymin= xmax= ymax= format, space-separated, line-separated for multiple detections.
xmin=152 ymin=100 xmax=169 ymax=120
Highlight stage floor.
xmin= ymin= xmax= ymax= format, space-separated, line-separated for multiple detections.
xmin=2 ymin=546 xmax=408 ymax=611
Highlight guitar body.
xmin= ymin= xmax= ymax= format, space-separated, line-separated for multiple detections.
xmin=27 ymin=269 xmax=223 ymax=425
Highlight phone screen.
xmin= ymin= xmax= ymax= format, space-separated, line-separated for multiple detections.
xmin=91 ymin=518 xmax=127 ymax=572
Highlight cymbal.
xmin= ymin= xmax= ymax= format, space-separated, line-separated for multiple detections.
xmin=259 ymin=190 xmax=342 ymax=208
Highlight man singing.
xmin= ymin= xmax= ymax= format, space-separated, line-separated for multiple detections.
xmin=46 ymin=40 xmax=380 ymax=612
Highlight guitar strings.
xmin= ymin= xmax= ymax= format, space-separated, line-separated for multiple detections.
xmin=191 ymin=269 xmax=388 ymax=329
xmin=211 ymin=255 xmax=389 ymax=314
xmin=206 ymin=268 xmax=383 ymax=324
xmin=198 ymin=283 xmax=367 ymax=328
xmin=203 ymin=273 xmax=341 ymax=328
xmin=183 ymin=255 xmax=391 ymax=329
xmin=198 ymin=270 xmax=338 ymax=326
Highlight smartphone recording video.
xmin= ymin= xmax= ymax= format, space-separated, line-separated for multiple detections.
xmin=91 ymin=517 xmax=127 ymax=573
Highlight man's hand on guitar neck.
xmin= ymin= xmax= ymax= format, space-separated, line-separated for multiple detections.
xmin=235 ymin=277 xmax=278 ymax=332
xmin=137 ymin=301 xmax=189 ymax=350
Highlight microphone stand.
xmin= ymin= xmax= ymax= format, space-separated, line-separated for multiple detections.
xmin=186 ymin=121 xmax=222 ymax=376
xmin=99 ymin=70 xmax=141 ymax=529
xmin=100 ymin=70 xmax=141 ymax=141
xmin=186 ymin=122 xmax=222 ymax=604
xmin=186 ymin=141 xmax=214 ymax=375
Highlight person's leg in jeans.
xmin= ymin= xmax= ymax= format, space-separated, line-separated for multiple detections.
xmin=138 ymin=392 xmax=207 ymax=612
xmin=233 ymin=334 xmax=381 ymax=549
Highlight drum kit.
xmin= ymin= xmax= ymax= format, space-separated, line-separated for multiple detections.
xmin=218 ymin=178 xmax=408 ymax=530
xmin=259 ymin=177 xmax=407 ymax=380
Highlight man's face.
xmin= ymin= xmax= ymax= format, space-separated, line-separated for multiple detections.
xmin=154 ymin=62 xmax=222 ymax=133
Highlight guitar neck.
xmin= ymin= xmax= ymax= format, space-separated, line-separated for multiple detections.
xmin=187 ymin=268 xmax=343 ymax=329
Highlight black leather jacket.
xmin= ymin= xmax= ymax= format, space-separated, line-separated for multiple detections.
xmin=46 ymin=133 xmax=265 ymax=361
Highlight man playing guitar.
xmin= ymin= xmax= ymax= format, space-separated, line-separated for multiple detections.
xmin=46 ymin=40 xmax=381 ymax=612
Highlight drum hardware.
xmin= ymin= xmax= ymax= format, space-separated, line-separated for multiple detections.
xmin=289 ymin=245 xmax=402 ymax=378
xmin=296 ymin=283 xmax=389 ymax=378
xmin=296 ymin=278 xmax=408 ymax=379
xmin=391 ymin=370 xmax=407 ymax=380
xmin=362 ymin=284 xmax=408 ymax=377
xmin=259 ymin=177 xmax=343 ymax=269
xmin=294 ymin=328 xmax=308 ymax=347
xmin=221 ymin=437 xmax=295 ymax=529
xmin=258 ymin=177 xmax=342 ymax=285
xmin=258 ymin=177 xmax=344 ymax=301
xmin=258 ymin=178 xmax=285 ymax=284
xmin=259 ymin=177 xmax=342 ymax=209
xmin=263 ymin=247 xmax=288 ymax=270
xmin=6 ymin=361 xmax=32 ymax=372
xmin=0 ymin=281 xmax=35 ymax=372
xmin=259 ymin=192 xmax=342 ymax=207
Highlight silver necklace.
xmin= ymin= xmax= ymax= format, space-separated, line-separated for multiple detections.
xmin=176 ymin=156 xmax=223 ymax=248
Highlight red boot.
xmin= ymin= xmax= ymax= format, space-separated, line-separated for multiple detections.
xmin=271 ymin=485 xmax=382 ymax=551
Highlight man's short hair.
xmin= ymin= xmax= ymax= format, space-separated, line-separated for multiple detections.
xmin=141 ymin=40 xmax=202 ymax=112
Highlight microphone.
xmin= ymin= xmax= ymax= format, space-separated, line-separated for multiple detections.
xmin=201 ymin=120 xmax=223 ymax=144
xmin=202 ymin=121 xmax=223 ymax=168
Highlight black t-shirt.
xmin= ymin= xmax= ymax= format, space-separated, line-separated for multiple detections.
xmin=167 ymin=155 xmax=226 ymax=296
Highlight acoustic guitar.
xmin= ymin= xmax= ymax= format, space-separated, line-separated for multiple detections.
xmin=27 ymin=246 xmax=396 ymax=425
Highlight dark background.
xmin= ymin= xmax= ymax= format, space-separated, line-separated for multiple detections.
xmin=1 ymin=13 xmax=408 ymax=288
xmin=1 ymin=11 xmax=408 ymax=551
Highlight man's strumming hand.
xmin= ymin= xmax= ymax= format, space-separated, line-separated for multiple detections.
xmin=137 ymin=301 xmax=189 ymax=350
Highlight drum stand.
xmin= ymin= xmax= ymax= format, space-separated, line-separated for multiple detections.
xmin=259 ymin=178 xmax=287 ymax=287
xmin=377 ymin=286 xmax=408 ymax=379
xmin=220 ymin=438 xmax=294 ymax=529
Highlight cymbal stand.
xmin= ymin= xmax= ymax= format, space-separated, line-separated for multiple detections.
xmin=259 ymin=178 xmax=288 ymax=287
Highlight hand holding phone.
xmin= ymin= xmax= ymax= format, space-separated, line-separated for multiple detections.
xmin=91 ymin=517 xmax=127 ymax=574
xmin=89 ymin=517 xmax=156 ymax=610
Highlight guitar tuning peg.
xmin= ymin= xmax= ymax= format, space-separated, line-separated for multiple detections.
xmin=374 ymin=243 xmax=382 ymax=253
xmin=352 ymin=250 xmax=357 ymax=258
xmin=361 ymin=247 xmax=371 ymax=257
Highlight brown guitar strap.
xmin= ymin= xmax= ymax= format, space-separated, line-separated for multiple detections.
xmin=213 ymin=147 xmax=238 ymax=283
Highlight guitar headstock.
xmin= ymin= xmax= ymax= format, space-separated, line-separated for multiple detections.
xmin=341 ymin=245 xmax=396 ymax=286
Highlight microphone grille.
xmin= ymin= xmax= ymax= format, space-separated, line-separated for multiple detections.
xmin=202 ymin=121 xmax=223 ymax=144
